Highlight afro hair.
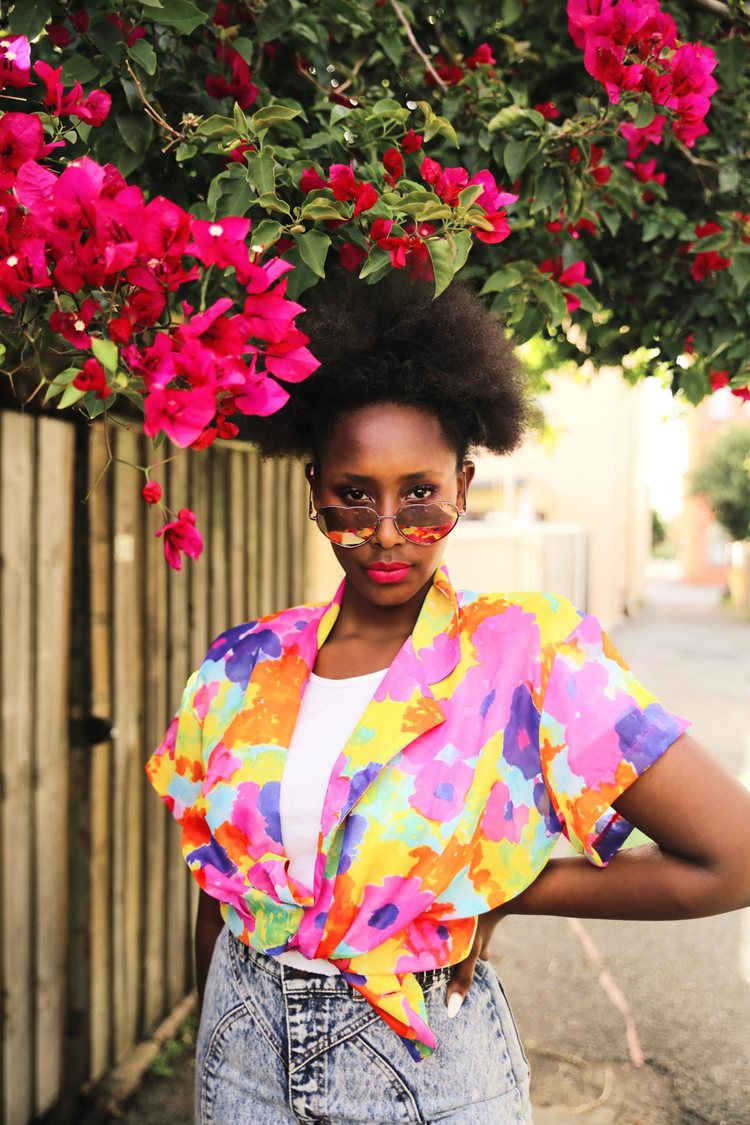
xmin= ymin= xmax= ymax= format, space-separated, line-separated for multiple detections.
xmin=234 ymin=270 xmax=532 ymax=464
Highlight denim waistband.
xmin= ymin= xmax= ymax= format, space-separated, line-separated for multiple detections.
xmin=230 ymin=930 xmax=452 ymax=992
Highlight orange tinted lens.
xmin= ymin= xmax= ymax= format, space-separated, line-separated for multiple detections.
xmin=397 ymin=503 xmax=458 ymax=544
xmin=317 ymin=507 xmax=377 ymax=546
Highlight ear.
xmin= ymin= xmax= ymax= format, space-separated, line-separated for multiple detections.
xmin=458 ymin=460 xmax=476 ymax=511
xmin=304 ymin=461 xmax=315 ymax=484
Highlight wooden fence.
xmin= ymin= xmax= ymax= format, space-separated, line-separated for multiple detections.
xmin=0 ymin=410 xmax=307 ymax=1125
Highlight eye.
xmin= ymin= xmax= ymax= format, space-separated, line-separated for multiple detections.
xmin=339 ymin=487 xmax=373 ymax=505
xmin=407 ymin=484 xmax=438 ymax=502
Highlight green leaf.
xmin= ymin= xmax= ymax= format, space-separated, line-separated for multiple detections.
xmin=537 ymin=279 xmax=568 ymax=326
xmin=57 ymin=383 xmax=86 ymax=410
xmin=250 ymin=220 xmax=283 ymax=250
xmin=717 ymin=36 xmax=745 ymax=90
xmin=251 ymin=104 xmax=302 ymax=131
xmin=233 ymin=37 xmax=255 ymax=64
xmin=451 ymin=231 xmax=472 ymax=274
xmin=257 ymin=0 xmax=296 ymax=42
xmin=510 ymin=306 xmax=545 ymax=343
xmin=458 ymin=184 xmax=485 ymax=209
xmin=256 ymin=192 xmax=292 ymax=215
xmin=529 ymin=170 xmax=562 ymax=215
xmin=116 ymin=111 xmax=154 ymax=155
xmin=195 ymin=115 xmax=236 ymax=137
xmin=42 ymin=368 xmax=80 ymax=405
xmin=149 ymin=0 xmax=207 ymax=33
xmin=632 ymin=98 xmax=655 ymax=129
xmin=730 ymin=257 xmax=750 ymax=297
xmin=501 ymin=0 xmax=523 ymax=24
xmin=9 ymin=0 xmax=51 ymax=38
xmin=246 ymin=150 xmax=276 ymax=196
xmin=129 ymin=39 xmax=157 ymax=75
xmin=488 ymin=105 xmax=540 ymax=132
xmin=426 ymin=238 xmax=457 ymax=298
xmin=300 ymin=197 xmax=349 ymax=222
xmin=92 ymin=338 xmax=119 ymax=374
xmin=295 ymin=230 xmax=331 ymax=278
xmin=62 ymin=56 xmax=100 ymax=85
xmin=377 ymin=31 xmax=404 ymax=67
xmin=358 ymin=247 xmax=391 ymax=280
xmin=503 ymin=139 xmax=537 ymax=180
xmin=481 ymin=268 xmax=523 ymax=294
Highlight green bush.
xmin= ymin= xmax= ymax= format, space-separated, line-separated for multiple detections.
xmin=690 ymin=426 xmax=750 ymax=542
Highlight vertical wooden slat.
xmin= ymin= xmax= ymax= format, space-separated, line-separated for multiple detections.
xmin=228 ymin=449 xmax=247 ymax=625
xmin=257 ymin=456 xmax=276 ymax=617
xmin=165 ymin=451 xmax=191 ymax=1010
xmin=245 ymin=449 xmax=260 ymax=619
xmin=273 ymin=460 xmax=290 ymax=613
xmin=33 ymin=418 xmax=75 ymax=1115
xmin=288 ymin=459 xmax=307 ymax=607
xmin=0 ymin=413 xmax=35 ymax=1125
xmin=140 ymin=438 xmax=169 ymax=1034
xmin=87 ymin=423 xmax=114 ymax=1081
xmin=209 ymin=450 xmax=229 ymax=639
xmin=189 ymin=452 xmax=211 ymax=672
xmin=111 ymin=427 xmax=144 ymax=1063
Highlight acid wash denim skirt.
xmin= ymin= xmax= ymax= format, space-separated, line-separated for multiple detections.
xmin=195 ymin=926 xmax=532 ymax=1124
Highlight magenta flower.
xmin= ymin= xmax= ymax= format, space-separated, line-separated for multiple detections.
xmin=0 ymin=36 xmax=31 ymax=90
xmin=143 ymin=385 xmax=218 ymax=447
xmin=189 ymin=217 xmax=251 ymax=274
xmin=154 ymin=508 xmax=204 ymax=571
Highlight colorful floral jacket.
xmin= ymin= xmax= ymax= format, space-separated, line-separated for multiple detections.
xmin=145 ymin=565 xmax=689 ymax=1061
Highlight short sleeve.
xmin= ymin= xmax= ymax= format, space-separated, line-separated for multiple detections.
xmin=145 ymin=667 xmax=206 ymax=825
xmin=539 ymin=611 xmax=690 ymax=866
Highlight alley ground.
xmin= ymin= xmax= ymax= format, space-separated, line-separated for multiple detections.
xmin=94 ymin=578 xmax=749 ymax=1125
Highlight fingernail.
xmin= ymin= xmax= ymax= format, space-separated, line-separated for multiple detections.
xmin=446 ymin=992 xmax=464 ymax=1019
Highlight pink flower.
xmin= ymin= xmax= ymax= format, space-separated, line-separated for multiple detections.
xmin=205 ymin=46 xmax=258 ymax=109
xmin=328 ymin=163 xmax=378 ymax=215
xmin=465 ymin=43 xmax=496 ymax=69
xmin=0 ymin=36 xmax=31 ymax=90
xmin=32 ymin=61 xmax=111 ymax=124
xmin=401 ymin=129 xmax=423 ymax=154
xmin=695 ymin=221 xmax=723 ymax=239
xmin=709 ymin=369 xmax=730 ymax=392
xmin=189 ymin=217 xmax=251 ymax=275
xmin=540 ymin=256 xmax=592 ymax=312
xmin=620 ymin=115 xmax=666 ymax=160
xmin=338 ymin=243 xmax=365 ymax=271
xmin=382 ymin=147 xmax=404 ymax=185
xmin=299 ymin=166 xmax=329 ymax=193
xmin=425 ymin=57 xmax=465 ymax=87
xmin=534 ymin=101 xmax=561 ymax=120
xmin=143 ymin=385 xmax=218 ymax=447
xmin=690 ymin=250 xmax=731 ymax=282
xmin=263 ymin=327 xmax=320 ymax=383
xmin=154 ymin=508 xmax=204 ymax=571
xmin=141 ymin=481 xmax=163 ymax=504
xmin=49 ymin=297 xmax=99 ymax=347
xmin=73 ymin=357 xmax=111 ymax=399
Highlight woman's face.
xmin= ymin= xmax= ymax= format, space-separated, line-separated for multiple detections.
xmin=310 ymin=402 xmax=474 ymax=609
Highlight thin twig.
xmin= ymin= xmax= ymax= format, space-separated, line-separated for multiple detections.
xmin=125 ymin=60 xmax=183 ymax=145
xmin=387 ymin=0 xmax=448 ymax=91
xmin=567 ymin=1067 xmax=614 ymax=1115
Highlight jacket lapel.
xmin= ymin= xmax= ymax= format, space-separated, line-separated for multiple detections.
xmin=316 ymin=565 xmax=462 ymax=867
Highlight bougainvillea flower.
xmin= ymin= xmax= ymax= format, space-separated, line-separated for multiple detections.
xmin=241 ymin=282 xmax=305 ymax=344
xmin=690 ymin=250 xmax=732 ymax=282
xmin=534 ymin=101 xmax=561 ymax=120
xmin=154 ymin=508 xmax=204 ymax=571
xmin=425 ymin=57 xmax=466 ymax=86
xmin=106 ymin=11 xmax=146 ymax=47
xmin=108 ymin=315 xmax=133 ymax=344
xmin=401 ymin=129 xmax=423 ymax=153
xmin=338 ymin=243 xmax=366 ymax=270
xmin=465 ymin=43 xmax=496 ymax=69
xmin=33 ymin=60 xmax=111 ymax=124
xmin=49 ymin=297 xmax=99 ymax=346
xmin=540 ymin=256 xmax=592 ymax=312
xmin=620 ymin=115 xmax=666 ymax=159
xmin=144 ymin=385 xmax=218 ymax=447
xmin=0 ymin=113 xmax=53 ymax=172
xmin=709 ymin=369 xmax=730 ymax=392
xmin=0 ymin=35 xmax=31 ymax=90
xmin=370 ymin=217 xmax=394 ymax=242
xmin=731 ymin=384 xmax=750 ymax=402
xmin=0 ymin=237 xmax=49 ymax=311
xmin=73 ymin=356 xmax=111 ymax=399
xmin=231 ymin=354 xmax=290 ymax=416
xmin=695 ymin=221 xmax=723 ymax=239
xmin=328 ymin=163 xmax=379 ymax=215
xmin=141 ymin=481 xmax=162 ymax=504
xmin=263 ymin=327 xmax=320 ymax=383
xmin=299 ymin=166 xmax=329 ymax=193
xmin=383 ymin=147 xmax=404 ymax=185
xmin=206 ymin=46 xmax=258 ymax=109
xmin=189 ymin=217 xmax=251 ymax=274
xmin=567 ymin=0 xmax=614 ymax=50
xmin=669 ymin=43 xmax=718 ymax=99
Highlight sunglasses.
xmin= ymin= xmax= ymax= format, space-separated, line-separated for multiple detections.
xmin=307 ymin=474 xmax=467 ymax=548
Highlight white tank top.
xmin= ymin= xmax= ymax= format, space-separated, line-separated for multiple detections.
xmin=275 ymin=665 xmax=389 ymax=975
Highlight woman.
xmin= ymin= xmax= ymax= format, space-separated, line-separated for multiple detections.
xmin=146 ymin=276 xmax=750 ymax=1124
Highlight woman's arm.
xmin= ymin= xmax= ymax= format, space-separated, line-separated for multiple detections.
xmin=508 ymin=732 xmax=750 ymax=920
xmin=195 ymin=889 xmax=225 ymax=1012
xmin=446 ymin=733 xmax=750 ymax=1011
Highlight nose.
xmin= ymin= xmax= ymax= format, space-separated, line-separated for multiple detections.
xmin=372 ymin=513 xmax=406 ymax=550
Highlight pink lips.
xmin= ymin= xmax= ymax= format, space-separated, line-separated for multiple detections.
xmin=366 ymin=562 xmax=412 ymax=584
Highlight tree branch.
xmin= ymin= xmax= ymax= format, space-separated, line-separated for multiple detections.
xmin=387 ymin=0 xmax=448 ymax=91
xmin=691 ymin=0 xmax=749 ymax=18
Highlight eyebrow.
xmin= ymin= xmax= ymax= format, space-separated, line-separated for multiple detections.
xmin=332 ymin=470 xmax=445 ymax=485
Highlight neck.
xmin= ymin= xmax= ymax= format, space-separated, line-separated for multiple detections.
xmin=335 ymin=573 xmax=435 ymax=640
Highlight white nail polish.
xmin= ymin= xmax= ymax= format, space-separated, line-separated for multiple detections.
xmin=446 ymin=992 xmax=464 ymax=1019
